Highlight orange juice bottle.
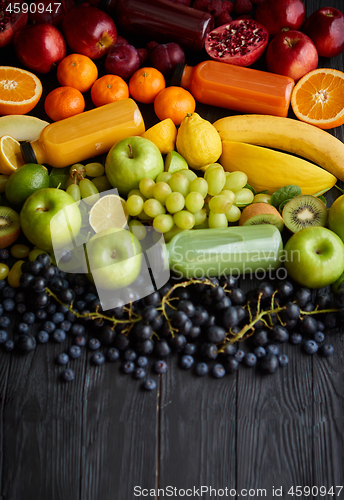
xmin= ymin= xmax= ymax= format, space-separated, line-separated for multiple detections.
xmin=172 ymin=61 xmax=295 ymax=117
xmin=21 ymin=99 xmax=145 ymax=168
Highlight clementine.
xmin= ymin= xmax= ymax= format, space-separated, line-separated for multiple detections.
xmin=57 ymin=53 xmax=98 ymax=93
xmin=128 ymin=67 xmax=165 ymax=104
xmin=44 ymin=86 xmax=85 ymax=121
xmin=154 ymin=86 xmax=196 ymax=126
xmin=91 ymin=74 xmax=129 ymax=107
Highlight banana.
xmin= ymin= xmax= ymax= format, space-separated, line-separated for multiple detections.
xmin=219 ymin=141 xmax=337 ymax=195
xmin=0 ymin=115 xmax=49 ymax=142
xmin=213 ymin=114 xmax=344 ymax=181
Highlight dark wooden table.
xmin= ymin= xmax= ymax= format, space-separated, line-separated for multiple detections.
xmin=1 ymin=1 xmax=344 ymax=499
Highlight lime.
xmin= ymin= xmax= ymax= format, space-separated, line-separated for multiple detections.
xmin=89 ymin=194 xmax=129 ymax=233
xmin=5 ymin=162 xmax=49 ymax=210
xmin=164 ymin=150 xmax=188 ymax=174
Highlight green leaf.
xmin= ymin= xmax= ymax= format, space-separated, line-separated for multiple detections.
xmin=244 ymin=183 xmax=256 ymax=195
xmin=318 ymin=195 xmax=327 ymax=207
xmin=270 ymin=185 xmax=302 ymax=211
xmin=279 ymin=198 xmax=292 ymax=212
xmin=49 ymin=166 xmax=71 ymax=189
xmin=257 ymin=190 xmax=269 ymax=195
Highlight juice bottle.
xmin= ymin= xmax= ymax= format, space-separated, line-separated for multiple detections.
xmin=156 ymin=225 xmax=283 ymax=279
xmin=115 ymin=0 xmax=214 ymax=51
xmin=172 ymin=61 xmax=295 ymax=117
xmin=20 ymin=99 xmax=145 ymax=168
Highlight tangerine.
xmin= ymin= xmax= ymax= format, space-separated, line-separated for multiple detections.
xmin=154 ymin=86 xmax=196 ymax=126
xmin=291 ymin=68 xmax=344 ymax=130
xmin=57 ymin=53 xmax=98 ymax=93
xmin=91 ymin=74 xmax=129 ymax=107
xmin=128 ymin=67 xmax=165 ymax=104
xmin=44 ymin=86 xmax=85 ymax=122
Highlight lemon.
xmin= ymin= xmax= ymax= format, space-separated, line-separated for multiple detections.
xmin=176 ymin=113 xmax=222 ymax=170
xmin=141 ymin=118 xmax=177 ymax=154
xmin=89 ymin=194 xmax=129 ymax=233
xmin=0 ymin=135 xmax=25 ymax=175
xmin=5 ymin=162 xmax=49 ymax=210
xmin=164 ymin=150 xmax=188 ymax=174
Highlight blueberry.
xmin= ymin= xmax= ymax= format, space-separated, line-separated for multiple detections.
xmin=222 ymin=343 xmax=237 ymax=357
xmin=259 ymin=353 xmax=279 ymax=375
xmin=43 ymin=321 xmax=55 ymax=334
xmin=0 ymin=329 xmax=8 ymax=343
xmin=136 ymin=356 xmax=148 ymax=368
xmin=254 ymin=346 xmax=266 ymax=359
xmin=18 ymin=323 xmax=29 ymax=334
xmin=61 ymin=368 xmax=75 ymax=382
xmin=69 ymin=345 xmax=81 ymax=359
xmin=244 ymin=353 xmax=257 ymax=367
xmin=52 ymin=329 xmax=66 ymax=343
xmin=52 ymin=312 xmax=65 ymax=324
xmin=278 ymin=354 xmax=289 ymax=367
xmin=122 ymin=361 xmax=135 ymax=374
xmin=195 ymin=362 xmax=209 ymax=376
xmin=3 ymin=339 xmax=14 ymax=352
xmin=312 ymin=331 xmax=325 ymax=344
xmin=17 ymin=334 xmax=36 ymax=352
xmin=154 ymin=360 xmax=168 ymax=374
xmin=142 ymin=379 xmax=156 ymax=391
xmin=74 ymin=336 xmax=86 ymax=347
xmin=89 ymin=338 xmax=101 ymax=350
xmin=206 ymin=325 xmax=226 ymax=343
xmin=324 ymin=313 xmax=337 ymax=329
xmin=234 ymin=349 xmax=245 ymax=362
xmin=265 ymin=344 xmax=279 ymax=356
xmin=71 ymin=323 xmax=85 ymax=336
xmin=37 ymin=331 xmax=49 ymax=343
xmin=23 ymin=312 xmax=35 ymax=325
xmin=2 ymin=286 xmax=15 ymax=298
xmin=123 ymin=349 xmax=137 ymax=363
xmin=290 ymin=332 xmax=303 ymax=345
xmin=57 ymin=353 xmax=69 ymax=365
xmin=0 ymin=248 xmax=9 ymax=260
xmin=107 ymin=347 xmax=120 ymax=362
xmin=211 ymin=363 xmax=226 ymax=378
xmin=303 ymin=339 xmax=318 ymax=355
xmin=35 ymin=309 xmax=47 ymax=321
xmin=180 ymin=354 xmax=194 ymax=369
xmin=134 ymin=367 xmax=146 ymax=379
xmin=92 ymin=352 xmax=105 ymax=366
xmin=319 ymin=344 xmax=334 ymax=357
xmin=0 ymin=316 xmax=10 ymax=328
xmin=46 ymin=303 xmax=57 ymax=315
xmin=3 ymin=299 xmax=15 ymax=312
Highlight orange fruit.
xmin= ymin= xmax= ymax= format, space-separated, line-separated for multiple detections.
xmin=44 ymin=86 xmax=85 ymax=121
xmin=91 ymin=74 xmax=129 ymax=107
xmin=291 ymin=68 xmax=344 ymax=130
xmin=57 ymin=53 xmax=98 ymax=93
xmin=0 ymin=66 xmax=42 ymax=115
xmin=154 ymin=86 xmax=196 ymax=126
xmin=128 ymin=67 xmax=165 ymax=104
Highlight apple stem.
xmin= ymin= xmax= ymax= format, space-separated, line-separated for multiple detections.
xmin=111 ymin=250 xmax=116 ymax=259
xmin=35 ymin=207 xmax=49 ymax=212
xmin=128 ymin=144 xmax=133 ymax=158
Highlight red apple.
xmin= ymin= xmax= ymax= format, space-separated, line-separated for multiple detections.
xmin=255 ymin=0 xmax=306 ymax=37
xmin=105 ymin=44 xmax=140 ymax=80
xmin=13 ymin=23 xmax=66 ymax=73
xmin=0 ymin=0 xmax=28 ymax=48
xmin=266 ymin=30 xmax=318 ymax=82
xmin=62 ymin=5 xmax=117 ymax=60
xmin=29 ymin=0 xmax=75 ymax=26
xmin=302 ymin=7 xmax=344 ymax=58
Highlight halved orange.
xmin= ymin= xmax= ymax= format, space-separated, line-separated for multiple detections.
xmin=0 ymin=66 xmax=42 ymax=115
xmin=291 ymin=68 xmax=344 ymax=130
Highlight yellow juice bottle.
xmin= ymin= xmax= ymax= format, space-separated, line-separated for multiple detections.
xmin=21 ymin=99 xmax=145 ymax=168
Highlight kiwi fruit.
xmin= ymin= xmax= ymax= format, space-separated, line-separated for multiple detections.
xmin=239 ymin=203 xmax=284 ymax=232
xmin=0 ymin=206 xmax=21 ymax=249
xmin=282 ymin=195 xmax=327 ymax=233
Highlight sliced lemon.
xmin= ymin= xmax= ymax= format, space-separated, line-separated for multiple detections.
xmin=89 ymin=194 xmax=129 ymax=233
xmin=142 ymin=118 xmax=177 ymax=154
xmin=0 ymin=135 xmax=25 ymax=175
xmin=165 ymin=150 xmax=188 ymax=174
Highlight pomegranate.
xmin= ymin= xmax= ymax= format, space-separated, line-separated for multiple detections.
xmin=0 ymin=0 xmax=28 ymax=48
xmin=28 ymin=0 xmax=75 ymax=26
xmin=204 ymin=19 xmax=269 ymax=67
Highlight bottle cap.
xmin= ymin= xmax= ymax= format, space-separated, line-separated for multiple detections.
xmin=171 ymin=63 xmax=186 ymax=86
xmin=20 ymin=142 xmax=37 ymax=164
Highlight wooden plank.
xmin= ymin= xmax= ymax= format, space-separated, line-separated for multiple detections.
xmin=79 ymin=354 xmax=158 ymax=500
xmin=158 ymin=358 xmax=237 ymax=494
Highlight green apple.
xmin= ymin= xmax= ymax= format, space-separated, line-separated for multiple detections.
xmin=328 ymin=195 xmax=344 ymax=241
xmin=105 ymin=136 xmax=164 ymax=195
xmin=20 ymin=188 xmax=82 ymax=253
xmin=86 ymin=227 xmax=142 ymax=290
xmin=284 ymin=226 xmax=344 ymax=289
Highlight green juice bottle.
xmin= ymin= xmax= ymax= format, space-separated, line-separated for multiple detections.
xmin=157 ymin=225 xmax=284 ymax=280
